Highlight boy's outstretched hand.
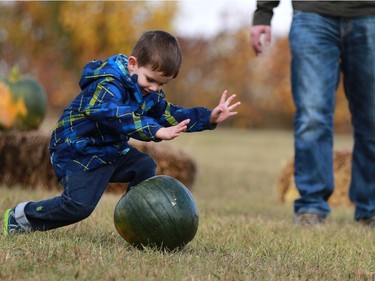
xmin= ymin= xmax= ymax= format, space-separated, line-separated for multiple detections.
xmin=155 ymin=119 xmax=190 ymax=140
xmin=155 ymin=90 xmax=239 ymax=140
xmin=210 ymin=90 xmax=241 ymax=125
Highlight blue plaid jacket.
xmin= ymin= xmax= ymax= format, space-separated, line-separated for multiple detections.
xmin=50 ymin=54 xmax=214 ymax=180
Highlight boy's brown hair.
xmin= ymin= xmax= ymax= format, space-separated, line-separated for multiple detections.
xmin=131 ymin=30 xmax=182 ymax=78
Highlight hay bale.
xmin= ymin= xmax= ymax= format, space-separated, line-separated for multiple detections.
xmin=277 ymin=149 xmax=352 ymax=207
xmin=0 ymin=131 xmax=57 ymax=190
xmin=0 ymin=131 xmax=197 ymax=194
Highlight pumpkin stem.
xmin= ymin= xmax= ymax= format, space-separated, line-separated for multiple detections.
xmin=8 ymin=66 xmax=21 ymax=83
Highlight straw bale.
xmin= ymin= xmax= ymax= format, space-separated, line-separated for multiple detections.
xmin=0 ymin=131 xmax=197 ymax=194
xmin=277 ymin=149 xmax=353 ymax=207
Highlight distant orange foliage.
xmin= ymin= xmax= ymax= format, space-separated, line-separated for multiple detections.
xmin=0 ymin=2 xmax=351 ymax=131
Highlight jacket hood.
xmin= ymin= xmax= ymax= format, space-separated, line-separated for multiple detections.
xmin=78 ymin=54 xmax=139 ymax=93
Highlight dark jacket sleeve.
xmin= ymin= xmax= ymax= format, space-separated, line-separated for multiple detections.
xmin=252 ymin=1 xmax=280 ymax=26
xmin=149 ymin=101 xmax=215 ymax=133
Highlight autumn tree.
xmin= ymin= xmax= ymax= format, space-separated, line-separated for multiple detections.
xmin=165 ymin=30 xmax=261 ymax=128
xmin=0 ymin=2 xmax=351 ymax=131
xmin=0 ymin=1 xmax=178 ymax=108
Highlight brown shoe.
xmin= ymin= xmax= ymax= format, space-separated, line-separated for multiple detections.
xmin=358 ymin=216 xmax=375 ymax=228
xmin=293 ymin=212 xmax=325 ymax=226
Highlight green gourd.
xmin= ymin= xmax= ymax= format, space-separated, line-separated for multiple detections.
xmin=114 ymin=175 xmax=199 ymax=250
xmin=0 ymin=68 xmax=47 ymax=130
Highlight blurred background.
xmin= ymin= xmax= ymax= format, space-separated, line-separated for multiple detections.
xmin=0 ymin=0 xmax=351 ymax=132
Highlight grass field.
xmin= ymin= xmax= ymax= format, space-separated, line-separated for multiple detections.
xmin=1 ymin=129 xmax=374 ymax=281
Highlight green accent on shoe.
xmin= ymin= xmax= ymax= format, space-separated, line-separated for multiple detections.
xmin=3 ymin=208 xmax=11 ymax=236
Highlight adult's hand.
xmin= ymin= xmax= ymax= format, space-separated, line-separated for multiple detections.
xmin=250 ymin=25 xmax=271 ymax=56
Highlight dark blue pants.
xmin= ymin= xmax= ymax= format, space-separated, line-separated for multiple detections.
xmin=20 ymin=147 xmax=156 ymax=231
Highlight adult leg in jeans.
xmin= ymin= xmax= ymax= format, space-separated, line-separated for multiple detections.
xmin=341 ymin=16 xmax=375 ymax=221
xmin=289 ymin=12 xmax=341 ymax=218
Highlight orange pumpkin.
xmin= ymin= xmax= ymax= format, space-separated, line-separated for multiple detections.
xmin=0 ymin=72 xmax=47 ymax=130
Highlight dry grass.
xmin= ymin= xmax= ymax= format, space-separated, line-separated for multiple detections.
xmin=1 ymin=128 xmax=374 ymax=281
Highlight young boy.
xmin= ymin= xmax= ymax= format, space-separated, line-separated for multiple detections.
xmin=3 ymin=30 xmax=240 ymax=235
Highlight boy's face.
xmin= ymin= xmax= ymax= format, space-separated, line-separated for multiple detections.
xmin=127 ymin=56 xmax=174 ymax=96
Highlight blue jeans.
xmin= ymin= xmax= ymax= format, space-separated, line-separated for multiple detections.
xmin=289 ymin=12 xmax=375 ymax=220
xmin=16 ymin=147 xmax=156 ymax=231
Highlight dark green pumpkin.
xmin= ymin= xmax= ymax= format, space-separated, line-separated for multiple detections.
xmin=0 ymin=74 xmax=47 ymax=130
xmin=114 ymin=175 xmax=199 ymax=250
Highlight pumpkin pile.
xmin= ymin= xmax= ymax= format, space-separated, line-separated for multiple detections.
xmin=0 ymin=68 xmax=47 ymax=131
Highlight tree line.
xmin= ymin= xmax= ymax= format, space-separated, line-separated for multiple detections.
xmin=0 ymin=1 xmax=351 ymax=132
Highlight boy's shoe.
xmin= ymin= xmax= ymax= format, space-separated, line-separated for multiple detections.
xmin=359 ymin=216 xmax=375 ymax=228
xmin=293 ymin=212 xmax=325 ymax=226
xmin=3 ymin=208 xmax=25 ymax=236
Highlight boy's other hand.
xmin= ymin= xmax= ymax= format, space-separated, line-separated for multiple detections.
xmin=210 ymin=90 xmax=241 ymax=125
xmin=155 ymin=119 xmax=190 ymax=140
